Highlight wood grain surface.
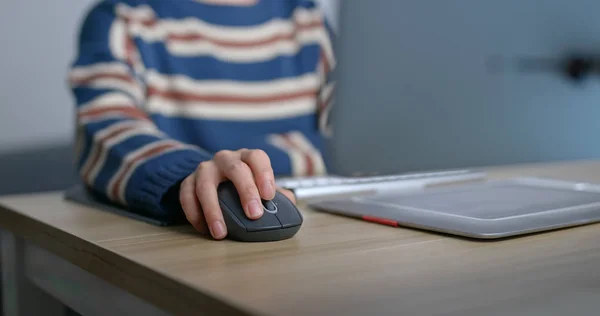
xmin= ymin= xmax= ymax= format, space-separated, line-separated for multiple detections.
xmin=1 ymin=160 xmax=600 ymax=316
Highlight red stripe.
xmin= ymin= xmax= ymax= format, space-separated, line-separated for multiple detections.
xmin=111 ymin=143 xmax=179 ymax=201
xmin=146 ymin=86 xmax=317 ymax=104
xmin=81 ymin=124 xmax=139 ymax=183
xmin=362 ymin=216 xmax=399 ymax=227
xmin=281 ymin=134 xmax=314 ymax=176
xmin=167 ymin=21 xmax=323 ymax=47
xmin=125 ymin=35 xmax=136 ymax=67
xmin=79 ymin=106 xmax=150 ymax=121
xmin=70 ymin=74 xmax=134 ymax=86
xmin=321 ymin=48 xmax=331 ymax=75
xmin=121 ymin=16 xmax=156 ymax=27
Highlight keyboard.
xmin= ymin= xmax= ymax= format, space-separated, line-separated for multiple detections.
xmin=276 ymin=170 xmax=487 ymax=201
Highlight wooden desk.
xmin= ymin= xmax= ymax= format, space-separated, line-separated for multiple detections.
xmin=2 ymin=161 xmax=600 ymax=316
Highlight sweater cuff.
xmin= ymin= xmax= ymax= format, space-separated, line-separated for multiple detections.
xmin=130 ymin=148 xmax=211 ymax=221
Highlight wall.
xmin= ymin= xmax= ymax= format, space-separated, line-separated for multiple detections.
xmin=0 ymin=0 xmax=95 ymax=154
xmin=328 ymin=0 xmax=600 ymax=175
xmin=0 ymin=0 xmax=339 ymax=155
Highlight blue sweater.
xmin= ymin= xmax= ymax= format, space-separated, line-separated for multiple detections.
xmin=69 ymin=0 xmax=336 ymax=220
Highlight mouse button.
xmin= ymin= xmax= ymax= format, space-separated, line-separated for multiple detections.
xmin=219 ymin=200 xmax=245 ymax=231
xmin=244 ymin=213 xmax=282 ymax=232
xmin=273 ymin=196 xmax=303 ymax=229
xmin=277 ymin=209 xmax=303 ymax=229
xmin=262 ymin=199 xmax=277 ymax=213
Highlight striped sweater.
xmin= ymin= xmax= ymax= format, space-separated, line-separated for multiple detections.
xmin=69 ymin=0 xmax=336 ymax=220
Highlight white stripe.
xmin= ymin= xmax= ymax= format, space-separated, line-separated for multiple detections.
xmin=79 ymin=93 xmax=136 ymax=112
xmin=86 ymin=125 xmax=164 ymax=186
xmin=287 ymin=131 xmax=326 ymax=175
xmin=125 ymin=6 xmax=322 ymax=43
xmin=106 ymin=140 xmax=178 ymax=202
xmin=145 ymin=70 xmax=320 ymax=98
xmin=115 ymin=3 xmax=156 ymax=21
xmin=267 ymin=134 xmax=307 ymax=177
xmin=145 ymin=95 xmax=317 ymax=120
xmin=95 ymin=120 xmax=148 ymax=141
xmin=165 ymin=28 xmax=328 ymax=62
xmin=319 ymin=82 xmax=335 ymax=103
xmin=109 ymin=19 xmax=127 ymax=61
xmin=319 ymin=30 xmax=336 ymax=70
xmin=70 ymin=62 xmax=130 ymax=80
xmin=317 ymin=58 xmax=326 ymax=85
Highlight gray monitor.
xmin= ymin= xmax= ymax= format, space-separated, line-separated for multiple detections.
xmin=327 ymin=0 xmax=600 ymax=176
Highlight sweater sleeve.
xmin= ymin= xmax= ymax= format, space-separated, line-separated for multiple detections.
xmin=69 ymin=2 xmax=212 ymax=219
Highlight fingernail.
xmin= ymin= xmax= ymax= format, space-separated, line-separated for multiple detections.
xmin=210 ymin=221 xmax=226 ymax=239
xmin=248 ymin=200 xmax=263 ymax=218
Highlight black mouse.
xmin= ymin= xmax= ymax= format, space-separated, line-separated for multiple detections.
xmin=216 ymin=181 xmax=303 ymax=242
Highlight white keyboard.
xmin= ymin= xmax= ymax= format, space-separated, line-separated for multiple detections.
xmin=276 ymin=170 xmax=487 ymax=201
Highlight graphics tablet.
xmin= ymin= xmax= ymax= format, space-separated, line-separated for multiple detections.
xmin=309 ymin=177 xmax=600 ymax=239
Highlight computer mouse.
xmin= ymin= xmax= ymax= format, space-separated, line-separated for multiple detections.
xmin=216 ymin=181 xmax=303 ymax=242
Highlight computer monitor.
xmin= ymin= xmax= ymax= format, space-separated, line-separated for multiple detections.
xmin=327 ymin=0 xmax=600 ymax=176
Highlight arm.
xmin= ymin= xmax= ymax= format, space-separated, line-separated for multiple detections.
xmin=70 ymin=2 xmax=212 ymax=220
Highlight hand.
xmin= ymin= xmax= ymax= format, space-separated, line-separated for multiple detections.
xmin=178 ymin=148 xmax=296 ymax=240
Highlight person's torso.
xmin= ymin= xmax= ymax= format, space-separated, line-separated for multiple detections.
xmin=114 ymin=0 xmax=329 ymax=152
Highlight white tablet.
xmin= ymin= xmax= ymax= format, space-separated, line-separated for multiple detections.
xmin=309 ymin=177 xmax=600 ymax=239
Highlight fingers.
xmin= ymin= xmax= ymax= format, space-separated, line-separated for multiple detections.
xmin=179 ymin=175 xmax=208 ymax=235
xmin=214 ymin=150 xmax=264 ymax=220
xmin=241 ymin=149 xmax=275 ymax=201
xmin=195 ymin=161 xmax=228 ymax=239
xmin=181 ymin=148 xmax=281 ymax=240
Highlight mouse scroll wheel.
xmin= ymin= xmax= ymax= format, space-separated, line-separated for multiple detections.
xmin=262 ymin=200 xmax=278 ymax=213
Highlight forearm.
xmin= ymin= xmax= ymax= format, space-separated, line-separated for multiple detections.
xmin=70 ymin=1 xmax=213 ymax=219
